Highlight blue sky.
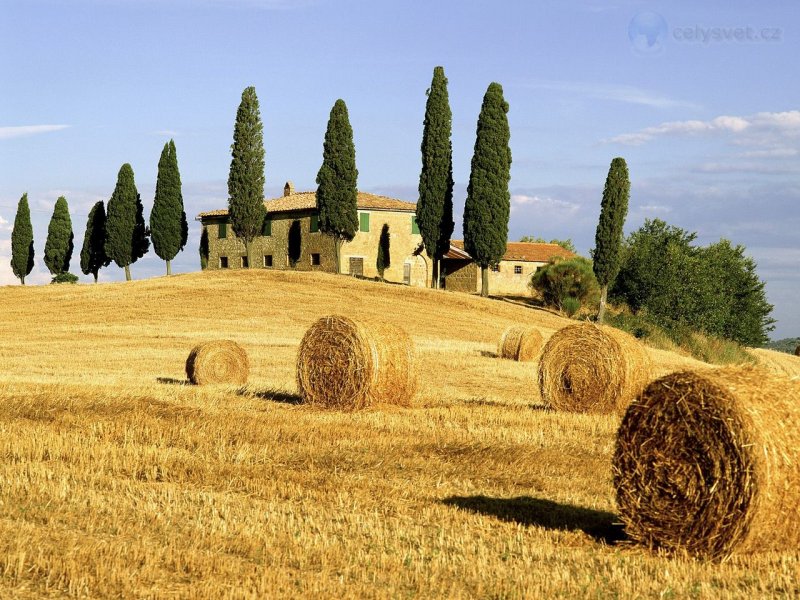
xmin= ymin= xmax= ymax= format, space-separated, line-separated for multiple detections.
xmin=1 ymin=0 xmax=798 ymax=338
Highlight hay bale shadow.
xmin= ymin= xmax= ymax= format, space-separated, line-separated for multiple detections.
xmin=479 ymin=350 xmax=499 ymax=358
xmin=442 ymin=495 xmax=626 ymax=545
xmin=237 ymin=387 xmax=303 ymax=405
xmin=157 ymin=377 xmax=190 ymax=386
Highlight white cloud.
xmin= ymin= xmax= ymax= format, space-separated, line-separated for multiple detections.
xmin=606 ymin=110 xmax=800 ymax=145
xmin=0 ymin=125 xmax=70 ymax=140
xmin=511 ymin=194 xmax=580 ymax=214
xmin=525 ymin=80 xmax=699 ymax=110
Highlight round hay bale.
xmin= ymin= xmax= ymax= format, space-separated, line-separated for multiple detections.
xmin=296 ymin=315 xmax=416 ymax=409
xmin=795 ymin=344 xmax=800 ymax=357
xmin=186 ymin=340 xmax=249 ymax=385
xmin=498 ymin=326 xmax=543 ymax=362
xmin=538 ymin=323 xmax=651 ymax=413
xmin=613 ymin=367 xmax=800 ymax=559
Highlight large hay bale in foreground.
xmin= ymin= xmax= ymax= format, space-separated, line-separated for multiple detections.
xmin=613 ymin=367 xmax=800 ymax=559
xmin=538 ymin=323 xmax=651 ymax=413
xmin=498 ymin=326 xmax=543 ymax=362
xmin=186 ymin=340 xmax=249 ymax=385
xmin=296 ymin=315 xmax=416 ymax=409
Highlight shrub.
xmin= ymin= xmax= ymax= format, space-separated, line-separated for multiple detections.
xmin=561 ymin=297 xmax=582 ymax=318
xmin=51 ymin=272 xmax=78 ymax=284
xmin=530 ymin=256 xmax=599 ymax=312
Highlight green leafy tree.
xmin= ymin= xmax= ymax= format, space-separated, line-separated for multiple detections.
xmin=530 ymin=256 xmax=599 ymax=313
xmin=612 ymin=219 xmax=775 ymax=345
xmin=593 ymin=157 xmax=630 ymax=322
xmin=10 ymin=193 xmax=34 ymax=285
xmin=44 ymin=196 xmax=74 ymax=276
xmin=80 ymin=201 xmax=111 ymax=283
xmin=463 ymin=82 xmax=512 ymax=297
xmin=518 ymin=236 xmax=577 ymax=254
xmin=105 ymin=163 xmax=150 ymax=281
xmin=416 ymin=66 xmax=454 ymax=289
xmin=228 ymin=86 xmax=266 ymax=268
xmin=316 ymin=99 xmax=358 ymax=274
xmin=151 ymin=139 xmax=188 ymax=275
xmin=376 ymin=223 xmax=390 ymax=280
xmin=199 ymin=227 xmax=209 ymax=270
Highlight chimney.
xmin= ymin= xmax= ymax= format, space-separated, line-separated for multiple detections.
xmin=284 ymin=181 xmax=295 ymax=197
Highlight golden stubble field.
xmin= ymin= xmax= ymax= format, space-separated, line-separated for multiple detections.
xmin=0 ymin=269 xmax=796 ymax=599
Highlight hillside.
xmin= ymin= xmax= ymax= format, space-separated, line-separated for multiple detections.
xmin=0 ymin=270 xmax=794 ymax=598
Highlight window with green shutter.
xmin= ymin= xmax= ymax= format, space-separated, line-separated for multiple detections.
xmin=310 ymin=214 xmax=319 ymax=233
xmin=411 ymin=215 xmax=420 ymax=234
xmin=218 ymin=222 xmax=227 ymax=239
xmin=262 ymin=217 xmax=272 ymax=237
xmin=359 ymin=212 xmax=370 ymax=232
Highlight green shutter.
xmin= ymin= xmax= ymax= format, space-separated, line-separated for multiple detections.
xmin=262 ymin=216 xmax=272 ymax=236
xmin=411 ymin=215 xmax=420 ymax=234
xmin=310 ymin=214 xmax=319 ymax=233
xmin=359 ymin=212 xmax=370 ymax=232
xmin=218 ymin=222 xmax=227 ymax=239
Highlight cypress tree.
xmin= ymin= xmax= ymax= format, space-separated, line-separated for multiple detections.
xmin=44 ymin=196 xmax=74 ymax=276
xmin=105 ymin=163 xmax=150 ymax=281
xmin=151 ymin=139 xmax=188 ymax=275
xmin=228 ymin=86 xmax=266 ymax=268
xmin=376 ymin=223 xmax=390 ymax=280
xmin=416 ymin=66 xmax=454 ymax=289
xmin=10 ymin=193 xmax=34 ymax=285
xmin=316 ymin=99 xmax=358 ymax=274
xmin=463 ymin=82 xmax=512 ymax=297
xmin=199 ymin=227 xmax=209 ymax=270
xmin=80 ymin=201 xmax=111 ymax=283
xmin=593 ymin=157 xmax=630 ymax=322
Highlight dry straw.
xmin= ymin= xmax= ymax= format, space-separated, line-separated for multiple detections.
xmin=538 ymin=323 xmax=651 ymax=413
xmin=296 ymin=315 xmax=416 ymax=409
xmin=186 ymin=340 xmax=249 ymax=385
xmin=748 ymin=348 xmax=800 ymax=378
xmin=613 ymin=366 xmax=800 ymax=559
xmin=498 ymin=326 xmax=543 ymax=362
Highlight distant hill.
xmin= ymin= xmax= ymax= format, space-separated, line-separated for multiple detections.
xmin=764 ymin=337 xmax=800 ymax=355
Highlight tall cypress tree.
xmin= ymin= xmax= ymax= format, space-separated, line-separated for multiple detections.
xmin=376 ymin=223 xmax=390 ymax=280
xmin=44 ymin=196 xmax=74 ymax=276
xmin=416 ymin=66 xmax=454 ymax=289
xmin=463 ymin=82 xmax=512 ymax=297
xmin=228 ymin=86 xmax=266 ymax=268
xmin=105 ymin=163 xmax=150 ymax=281
xmin=10 ymin=193 xmax=34 ymax=285
xmin=316 ymin=99 xmax=358 ymax=274
xmin=593 ymin=157 xmax=630 ymax=322
xmin=81 ymin=201 xmax=111 ymax=283
xmin=150 ymin=139 xmax=188 ymax=275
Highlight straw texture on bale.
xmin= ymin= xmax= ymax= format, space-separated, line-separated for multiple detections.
xmin=296 ymin=315 xmax=416 ymax=409
xmin=538 ymin=323 xmax=652 ymax=413
xmin=613 ymin=367 xmax=800 ymax=559
xmin=185 ymin=340 xmax=249 ymax=385
xmin=498 ymin=326 xmax=543 ymax=362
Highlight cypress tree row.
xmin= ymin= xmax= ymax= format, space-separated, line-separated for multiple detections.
xmin=593 ymin=157 xmax=630 ymax=322
xmin=463 ymin=82 xmax=512 ymax=297
xmin=80 ymin=201 xmax=111 ymax=283
xmin=11 ymin=193 xmax=34 ymax=285
xmin=151 ymin=139 xmax=188 ymax=275
xmin=316 ymin=99 xmax=358 ymax=274
xmin=44 ymin=196 xmax=74 ymax=276
xmin=105 ymin=163 xmax=150 ymax=281
xmin=416 ymin=66 xmax=454 ymax=289
xmin=228 ymin=86 xmax=266 ymax=268
xmin=376 ymin=223 xmax=390 ymax=280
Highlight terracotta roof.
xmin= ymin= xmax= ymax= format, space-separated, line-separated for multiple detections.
xmin=449 ymin=240 xmax=576 ymax=263
xmin=197 ymin=191 xmax=416 ymax=219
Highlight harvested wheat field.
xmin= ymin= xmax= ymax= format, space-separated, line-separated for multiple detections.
xmin=0 ymin=269 xmax=796 ymax=598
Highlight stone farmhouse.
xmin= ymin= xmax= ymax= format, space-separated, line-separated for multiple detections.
xmin=197 ymin=181 xmax=575 ymax=295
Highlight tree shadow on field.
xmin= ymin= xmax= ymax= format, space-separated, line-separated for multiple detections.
xmin=237 ymin=387 xmax=303 ymax=405
xmin=442 ymin=495 xmax=626 ymax=545
xmin=157 ymin=377 xmax=190 ymax=385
